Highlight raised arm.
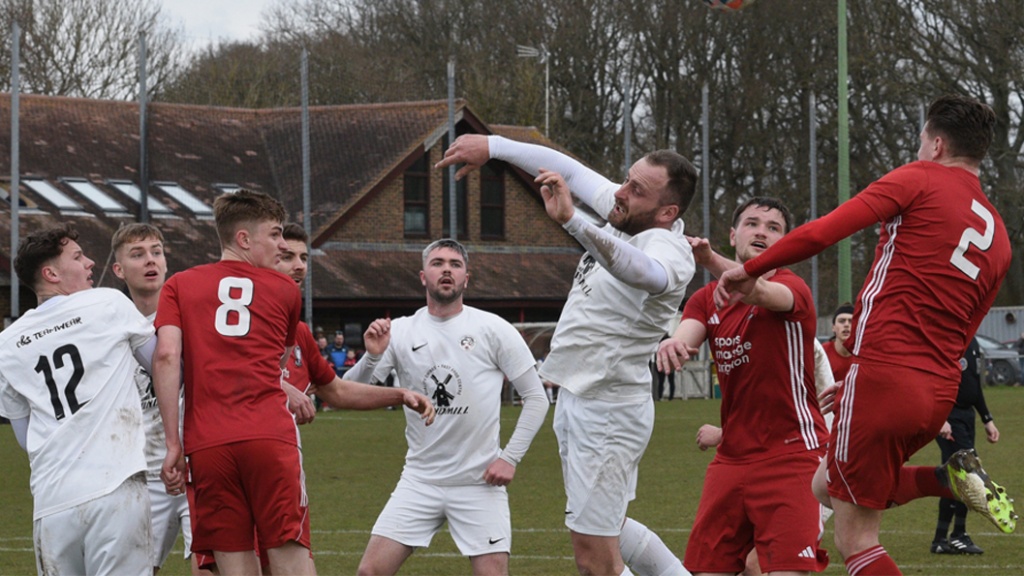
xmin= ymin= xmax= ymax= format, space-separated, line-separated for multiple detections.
xmin=539 ymin=170 xmax=676 ymax=294
xmin=437 ymin=134 xmax=618 ymax=218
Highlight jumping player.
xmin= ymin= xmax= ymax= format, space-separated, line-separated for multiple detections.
xmin=439 ymin=135 xmax=697 ymax=576
xmin=716 ymin=94 xmax=1016 ymax=575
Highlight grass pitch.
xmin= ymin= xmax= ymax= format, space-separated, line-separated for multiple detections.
xmin=2 ymin=388 xmax=1023 ymax=575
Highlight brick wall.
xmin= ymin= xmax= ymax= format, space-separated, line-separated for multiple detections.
xmin=329 ymin=144 xmax=579 ymax=249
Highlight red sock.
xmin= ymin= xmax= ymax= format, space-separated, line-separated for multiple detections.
xmin=889 ymin=465 xmax=954 ymax=506
xmin=845 ymin=545 xmax=901 ymax=575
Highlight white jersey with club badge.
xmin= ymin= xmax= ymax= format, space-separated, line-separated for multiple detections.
xmin=538 ymin=186 xmax=694 ymax=402
xmin=370 ymin=306 xmax=536 ymax=485
xmin=0 ymin=288 xmax=153 ymax=520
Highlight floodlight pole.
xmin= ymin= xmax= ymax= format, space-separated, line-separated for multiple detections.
xmin=10 ymin=22 xmax=20 ymax=319
xmin=301 ymin=48 xmax=313 ymax=330
xmin=837 ymin=0 xmax=852 ymax=304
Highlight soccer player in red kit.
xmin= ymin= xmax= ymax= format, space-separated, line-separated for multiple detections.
xmin=153 ymin=190 xmax=311 ymax=575
xmin=822 ymin=303 xmax=854 ymax=383
xmin=716 ymin=94 xmax=1015 ymax=575
xmin=658 ymin=197 xmax=829 ymax=575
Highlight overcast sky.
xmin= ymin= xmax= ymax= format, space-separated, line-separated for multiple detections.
xmin=161 ymin=0 xmax=278 ymax=47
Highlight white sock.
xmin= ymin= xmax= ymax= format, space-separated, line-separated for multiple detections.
xmin=620 ymin=566 xmax=634 ymax=576
xmin=619 ymin=517 xmax=691 ymax=576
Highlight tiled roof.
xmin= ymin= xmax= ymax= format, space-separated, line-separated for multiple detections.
xmin=0 ymin=94 xmax=582 ymax=311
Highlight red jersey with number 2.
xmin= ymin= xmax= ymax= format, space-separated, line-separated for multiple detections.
xmin=848 ymin=161 xmax=1010 ymax=381
xmin=156 ymin=260 xmax=301 ymax=454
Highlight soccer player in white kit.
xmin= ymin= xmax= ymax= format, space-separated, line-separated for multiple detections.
xmin=0 ymin=223 xmax=156 ymax=576
xmin=111 ymin=223 xmax=207 ymax=575
xmin=347 ymin=239 xmax=549 ymax=576
xmin=439 ymin=136 xmax=697 ymax=576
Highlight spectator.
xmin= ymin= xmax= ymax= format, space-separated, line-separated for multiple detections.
xmin=326 ymin=332 xmax=350 ymax=376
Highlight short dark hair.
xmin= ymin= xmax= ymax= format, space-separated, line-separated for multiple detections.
xmin=422 ymin=238 xmax=469 ymax=268
xmin=643 ymin=150 xmax=698 ymax=217
xmin=15 ymin=223 xmax=79 ymax=292
xmin=282 ymin=223 xmax=308 ymax=244
xmin=832 ymin=302 xmax=855 ymax=324
xmin=111 ymin=223 xmax=164 ymax=256
xmin=731 ymin=197 xmax=793 ymax=233
xmin=212 ymin=189 xmax=287 ymax=248
xmin=925 ymin=94 xmax=995 ymax=162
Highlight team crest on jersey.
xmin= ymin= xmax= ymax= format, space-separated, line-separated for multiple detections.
xmin=460 ymin=336 xmax=475 ymax=351
xmin=422 ymin=364 xmax=467 ymax=414
xmin=959 ymin=357 xmax=968 ymax=372
xmin=573 ymin=254 xmax=597 ymax=296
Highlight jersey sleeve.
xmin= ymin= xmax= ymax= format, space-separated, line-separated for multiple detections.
xmin=772 ymin=272 xmax=814 ymax=322
xmin=155 ymin=276 xmax=183 ymax=331
xmin=645 ymin=230 xmax=696 ymax=296
xmin=743 ymin=196 xmax=878 ymax=278
xmin=853 ymin=162 xmax=927 ymax=223
xmin=298 ymin=327 xmax=336 ymax=386
xmin=0 ymin=373 xmax=30 ymax=420
xmin=492 ymin=318 xmax=538 ymax=381
xmin=681 ymin=285 xmax=713 ymax=324
xmin=109 ymin=290 xmax=156 ymax=351
xmin=283 ymin=286 xmax=302 ymax=348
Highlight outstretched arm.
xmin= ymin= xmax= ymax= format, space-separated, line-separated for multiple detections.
xmin=437 ymin=134 xmax=618 ymax=219
xmin=657 ymin=319 xmax=706 ymax=374
xmin=716 ymin=198 xmax=877 ymax=307
xmin=538 ymin=169 xmax=670 ymax=294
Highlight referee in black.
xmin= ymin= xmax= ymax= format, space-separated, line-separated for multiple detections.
xmin=930 ymin=336 xmax=1000 ymax=555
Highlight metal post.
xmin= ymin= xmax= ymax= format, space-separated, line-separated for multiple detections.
xmin=301 ymin=48 xmax=313 ymax=330
xmin=10 ymin=22 xmax=20 ymax=318
xmin=837 ymin=0 xmax=851 ymax=304
xmin=809 ymin=91 xmax=819 ymax=312
xmin=701 ymin=84 xmax=710 ymax=287
xmin=543 ymin=45 xmax=549 ymax=136
xmin=138 ymin=32 xmax=149 ymax=223
xmin=447 ymin=58 xmax=457 ymax=240
xmin=623 ymin=74 xmax=632 ymax=172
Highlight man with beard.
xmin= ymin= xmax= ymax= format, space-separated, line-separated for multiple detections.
xmin=346 ymin=239 xmax=548 ymax=576
xmin=439 ymin=136 xmax=697 ymax=576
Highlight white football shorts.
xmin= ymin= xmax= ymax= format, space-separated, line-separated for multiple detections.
xmin=371 ymin=476 xmax=512 ymax=557
xmin=149 ymin=478 xmax=192 ymax=567
xmin=34 ymin=473 xmax=151 ymax=576
xmin=554 ymin=389 xmax=654 ymax=536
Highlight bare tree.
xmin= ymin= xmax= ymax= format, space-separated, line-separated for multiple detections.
xmin=0 ymin=0 xmax=184 ymax=99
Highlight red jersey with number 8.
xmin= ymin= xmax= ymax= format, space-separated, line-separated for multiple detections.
xmin=156 ymin=260 xmax=301 ymax=454
xmin=847 ymin=161 xmax=1010 ymax=382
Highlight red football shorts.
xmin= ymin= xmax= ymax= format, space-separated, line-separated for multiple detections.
xmin=684 ymin=450 xmax=829 ymax=574
xmin=187 ymin=439 xmax=311 ymax=555
xmin=827 ymin=361 xmax=957 ymax=510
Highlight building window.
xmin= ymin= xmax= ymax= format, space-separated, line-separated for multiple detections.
xmin=442 ymin=166 xmax=468 ymax=239
xmin=480 ymin=162 xmax=505 ymax=239
xmin=404 ymin=154 xmax=429 ymax=237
